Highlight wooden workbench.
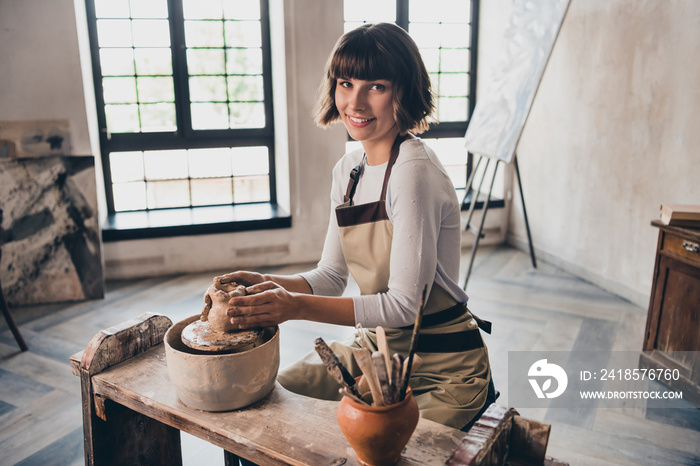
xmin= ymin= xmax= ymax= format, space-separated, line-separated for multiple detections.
xmin=71 ymin=313 xmax=561 ymax=466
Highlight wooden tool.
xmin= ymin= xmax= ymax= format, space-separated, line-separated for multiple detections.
xmin=339 ymin=387 xmax=367 ymax=405
xmin=376 ymin=326 xmax=392 ymax=382
xmin=352 ymin=347 xmax=384 ymax=406
xmin=372 ymin=351 xmax=392 ymax=405
xmin=391 ymin=353 xmax=404 ymax=404
xmin=402 ymin=353 xmax=423 ymax=382
xmin=356 ymin=323 xmax=375 ymax=351
xmin=399 ymin=285 xmax=428 ymax=401
xmin=314 ymin=337 xmax=362 ymax=400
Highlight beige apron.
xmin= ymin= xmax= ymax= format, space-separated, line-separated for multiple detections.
xmin=278 ymin=134 xmax=491 ymax=429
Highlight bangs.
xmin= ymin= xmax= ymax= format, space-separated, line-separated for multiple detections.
xmin=329 ymin=28 xmax=398 ymax=82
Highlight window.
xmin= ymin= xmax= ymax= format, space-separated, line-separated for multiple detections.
xmin=86 ymin=0 xmax=279 ymax=230
xmin=344 ymin=0 xmax=488 ymax=197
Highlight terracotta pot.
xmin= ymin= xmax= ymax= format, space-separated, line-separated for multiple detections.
xmin=336 ymin=386 xmax=419 ymax=466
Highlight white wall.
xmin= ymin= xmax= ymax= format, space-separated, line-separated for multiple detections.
xmin=479 ymin=0 xmax=700 ymax=307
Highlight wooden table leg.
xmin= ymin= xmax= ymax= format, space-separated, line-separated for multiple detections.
xmin=84 ymin=396 xmax=182 ymax=465
xmin=78 ymin=313 xmax=178 ymax=465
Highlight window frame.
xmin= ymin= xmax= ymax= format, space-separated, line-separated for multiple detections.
xmin=85 ymin=0 xmax=278 ymax=216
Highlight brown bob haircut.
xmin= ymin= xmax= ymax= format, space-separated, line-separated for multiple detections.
xmin=314 ymin=22 xmax=434 ymax=134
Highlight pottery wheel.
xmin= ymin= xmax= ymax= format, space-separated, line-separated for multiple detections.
xmin=181 ymin=320 xmax=264 ymax=353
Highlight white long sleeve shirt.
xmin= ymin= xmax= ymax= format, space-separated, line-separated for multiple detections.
xmin=299 ymin=137 xmax=469 ymax=328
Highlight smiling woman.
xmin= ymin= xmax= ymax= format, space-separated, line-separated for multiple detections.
xmin=219 ymin=22 xmax=495 ymax=432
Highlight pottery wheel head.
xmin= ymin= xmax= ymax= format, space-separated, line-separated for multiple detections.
xmin=181 ymin=320 xmax=264 ymax=353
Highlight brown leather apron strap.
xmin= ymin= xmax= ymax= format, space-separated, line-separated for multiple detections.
xmin=399 ymin=303 xmax=466 ymax=329
xmin=416 ymin=329 xmax=484 ymax=353
xmin=379 ymin=133 xmax=407 ymax=200
xmin=399 ymin=303 xmax=492 ymax=334
xmin=343 ymin=133 xmax=408 ymax=204
xmin=343 ymin=158 xmax=364 ymax=203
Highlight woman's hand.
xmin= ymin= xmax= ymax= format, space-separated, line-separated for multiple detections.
xmin=214 ymin=270 xmax=265 ymax=288
xmin=227 ymin=281 xmax=298 ymax=329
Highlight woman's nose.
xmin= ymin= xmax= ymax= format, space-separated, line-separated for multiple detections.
xmin=348 ymin=89 xmax=366 ymax=111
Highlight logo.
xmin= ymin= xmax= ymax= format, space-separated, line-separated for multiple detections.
xmin=528 ymin=359 xmax=568 ymax=399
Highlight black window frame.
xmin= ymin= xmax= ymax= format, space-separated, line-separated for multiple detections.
xmin=85 ymin=0 xmax=287 ymax=240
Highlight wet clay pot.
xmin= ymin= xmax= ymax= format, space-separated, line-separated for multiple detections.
xmin=164 ymin=314 xmax=279 ymax=412
xmin=336 ymin=386 xmax=419 ymax=466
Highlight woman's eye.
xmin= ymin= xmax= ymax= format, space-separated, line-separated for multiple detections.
xmin=371 ymin=83 xmax=386 ymax=91
xmin=339 ymin=81 xmax=352 ymax=88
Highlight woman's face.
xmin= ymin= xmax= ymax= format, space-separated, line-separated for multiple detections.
xmin=335 ymin=78 xmax=398 ymax=150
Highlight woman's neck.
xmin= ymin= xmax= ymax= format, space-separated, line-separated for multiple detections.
xmin=362 ymin=127 xmax=402 ymax=166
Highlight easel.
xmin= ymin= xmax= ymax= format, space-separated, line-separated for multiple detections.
xmin=461 ymin=154 xmax=536 ymax=289
xmin=460 ymin=0 xmax=571 ymax=290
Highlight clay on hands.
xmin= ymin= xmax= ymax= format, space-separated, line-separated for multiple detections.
xmin=201 ymin=279 xmax=246 ymax=333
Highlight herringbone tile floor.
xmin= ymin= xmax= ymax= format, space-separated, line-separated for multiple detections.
xmin=0 ymin=245 xmax=698 ymax=465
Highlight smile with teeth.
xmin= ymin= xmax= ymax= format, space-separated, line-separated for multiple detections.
xmin=348 ymin=115 xmax=375 ymax=124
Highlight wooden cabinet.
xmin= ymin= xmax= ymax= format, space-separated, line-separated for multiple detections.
xmin=641 ymin=220 xmax=700 ymax=407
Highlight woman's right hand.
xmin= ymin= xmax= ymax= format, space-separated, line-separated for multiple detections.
xmin=214 ymin=271 xmax=266 ymax=288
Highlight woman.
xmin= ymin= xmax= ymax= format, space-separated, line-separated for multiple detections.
xmin=222 ymin=22 xmax=493 ymax=430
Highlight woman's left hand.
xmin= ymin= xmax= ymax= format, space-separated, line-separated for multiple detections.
xmin=227 ymin=281 xmax=297 ymax=328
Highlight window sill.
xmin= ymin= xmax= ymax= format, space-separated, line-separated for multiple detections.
xmin=102 ymin=203 xmax=291 ymax=242
xmin=457 ymin=189 xmax=505 ymax=211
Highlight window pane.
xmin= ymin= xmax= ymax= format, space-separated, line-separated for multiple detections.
xmin=100 ymin=49 xmax=134 ymax=76
xmin=439 ymin=0 xmax=470 ymax=23
xmin=344 ymin=0 xmax=395 ymax=22
xmin=437 ymin=97 xmax=468 ymax=121
xmin=134 ymin=48 xmax=172 ymax=75
xmin=132 ymin=19 xmax=171 ymax=47
xmin=439 ymin=73 xmax=469 ymax=97
xmin=189 ymin=76 xmax=227 ymax=101
xmin=144 ymin=150 xmax=188 ymax=179
xmin=137 ymin=77 xmax=174 ymax=102
xmin=191 ymin=178 xmax=233 ymax=206
xmin=129 ymin=0 xmax=168 ymax=18
xmin=420 ymin=48 xmax=440 ymax=73
xmin=444 ymin=164 xmax=467 ymax=189
xmin=226 ymin=48 xmax=263 ymax=75
xmin=185 ymin=20 xmax=225 ymax=47
xmin=224 ymin=21 xmax=261 ymax=47
xmin=110 ymin=151 xmax=144 ymax=182
xmin=229 ymin=102 xmax=264 ymax=128
xmin=409 ymin=0 xmax=440 ymax=23
xmin=139 ymin=103 xmax=176 ymax=132
xmin=113 ymin=181 xmax=147 ymax=211
xmin=147 ymin=180 xmax=190 ymax=209
xmin=187 ymin=49 xmax=226 ymax=75
xmin=409 ymin=0 xmax=470 ymax=23
xmin=188 ymin=148 xmax=233 ymax=178
xmin=441 ymin=48 xmax=469 ymax=73
xmin=105 ymin=104 xmax=140 ymax=132
xmin=440 ymin=23 xmax=469 ymax=48
xmin=95 ymin=0 xmax=130 ymax=18
xmin=97 ymin=19 xmax=132 ymax=47
xmin=424 ymin=138 xmax=468 ymax=189
xmin=232 ymin=146 xmax=268 ymax=176
xmin=233 ymin=175 xmax=270 ymax=203
xmin=228 ymin=75 xmax=263 ymax=101
xmin=409 ymin=23 xmax=441 ymax=48
xmin=223 ymin=0 xmax=260 ymax=20
xmin=183 ymin=0 xmax=223 ymax=20
xmin=191 ymin=102 xmax=229 ymax=129
xmin=103 ymin=77 xmax=137 ymax=103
